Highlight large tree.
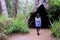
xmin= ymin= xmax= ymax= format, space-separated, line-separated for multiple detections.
xmin=32 ymin=0 xmax=39 ymax=13
xmin=32 ymin=0 xmax=48 ymax=12
xmin=0 ymin=0 xmax=8 ymax=17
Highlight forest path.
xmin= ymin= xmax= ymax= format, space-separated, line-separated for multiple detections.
xmin=8 ymin=28 xmax=56 ymax=40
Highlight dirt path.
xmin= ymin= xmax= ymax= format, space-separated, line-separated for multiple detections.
xmin=8 ymin=28 xmax=56 ymax=40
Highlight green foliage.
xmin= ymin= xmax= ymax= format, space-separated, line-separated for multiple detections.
xmin=5 ymin=0 xmax=13 ymax=17
xmin=6 ymin=24 xmax=18 ymax=34
xmin=0 ymin=15 xmax=7 ymax=23
xmin=50 ymin=17 xmax=60 ymax=38
xmin=16 ymin=14 xmax=25 ymax=19
xmin=48 ymin=1 xmax=60 ymax=37
xmin=18 ymin=0 xmax=34 ymax=17
xmin=5 ymin=0 xmax=34 ymax=17
xmin=6 ymin=14 xmax=29 ymax=34
xmin=0 ymin=15 xmax=7 ymax=33
xmin=0 ymin=14 xmax=29 ymax=34
xmin=0 ymin=15 xmax=8 ymax=40
xmin=13 ymin=19 xmax=29 ymax=33
xmin=48 ymin=0 xmax=60 ymax=20
xmin=48 ymin=0 xmax=60 ymax=6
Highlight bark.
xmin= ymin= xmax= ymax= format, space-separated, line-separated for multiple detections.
xmin=0 ymin=0 xmax=8 ymax=17
xmin=23 ymin=0 xmax=28 ymax=14
xmin=32 ymin=0 xmax=39 ymax=13
xmin=32 ymin=0 xmax=48 ymax=13
xmin=0 ymin=2 xmax=2 ymax=14
xmin=13 ymin=0 xmax=18 ymax=17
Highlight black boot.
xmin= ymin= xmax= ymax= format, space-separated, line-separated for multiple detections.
xmin=37 ymin=32 xmax=40 ymax=36
xmin=37 ymin=28 xmax=40 ymax=36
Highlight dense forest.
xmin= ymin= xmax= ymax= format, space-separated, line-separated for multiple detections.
xmin=0 ymin=0 xmax=60 ymax=40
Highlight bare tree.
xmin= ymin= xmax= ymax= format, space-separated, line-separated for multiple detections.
xmin=0 ymin=0 xmax=8 ymax=17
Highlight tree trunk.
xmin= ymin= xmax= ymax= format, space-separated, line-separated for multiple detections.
xmin=32 ymin=0 xmax=39 ymax=13
xmin=0 ymin=0 xmax=8 ymax=17
xmin=0 ymin=2 xmax=2 ymax=15
xmin=32 ymin=0 xmax=48 ymax=13
xmin=13 ymin=0 xmax=18 ymax=17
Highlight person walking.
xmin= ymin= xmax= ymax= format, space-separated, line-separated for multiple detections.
xmin=35 ymin=14 xmax=41 ymax=36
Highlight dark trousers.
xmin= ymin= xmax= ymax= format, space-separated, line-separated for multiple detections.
xmin=36 ymin=27 xmax=40 ymax=33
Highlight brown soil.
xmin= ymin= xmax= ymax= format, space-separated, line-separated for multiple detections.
xmin=8 ymin=28 xmax=56 ymax=40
